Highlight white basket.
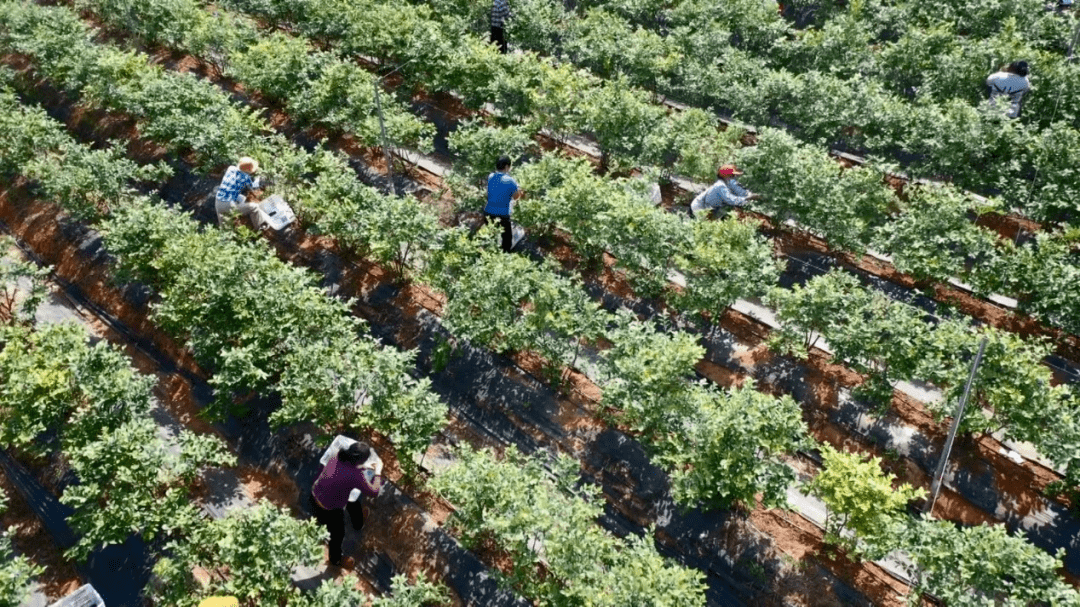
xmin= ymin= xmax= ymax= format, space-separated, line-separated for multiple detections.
xmin=49 ymin=584 xmax=104 ymax=607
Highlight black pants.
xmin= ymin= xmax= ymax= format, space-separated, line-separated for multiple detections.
xmin=490 ymin=26 xmax=507 ymax=54
xmin=485 ymin=212 xmax=512 ymax=252
xmin=309 ymin=493 xmax=364 ymax=565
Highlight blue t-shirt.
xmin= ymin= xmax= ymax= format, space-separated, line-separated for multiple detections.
xmin=485 ymin=172 xmax=518 ymax=216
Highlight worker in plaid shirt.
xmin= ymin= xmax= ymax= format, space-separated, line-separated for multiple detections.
xmin=490 ymin=0 xmax=511 ymax=54
xmin=214 ymin=156 xmax=265 ymax=227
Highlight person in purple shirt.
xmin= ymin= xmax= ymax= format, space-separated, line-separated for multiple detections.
xmin=484 ymin=155 xmax=520 ymax=252
xmin=309 ymin=441 xmax=383 ymax=567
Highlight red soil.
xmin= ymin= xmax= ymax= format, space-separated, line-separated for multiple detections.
xmin=0 ymin=468 xmax=83 ymax=601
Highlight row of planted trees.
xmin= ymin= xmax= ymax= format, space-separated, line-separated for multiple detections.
xmin=209 ymin=0 xmax=1080 ymax=345
xmin=0 ymin=19 xmax=720 ymax=605
xmin=0 ymin=131 xmax=712 ymax=605
xmin=443 ymin=0 xmax=1080 ymax=225
xmin=0 ymin=76 xmax=455 ymax=604
xmin=768 ymin=269 xmax=1080 ymax=492
xmin=23 ymin=0 xmax=1075 ymax=350
xmin=0 ymin=0 xmax=798 ymax=507
xmin=0 ymin=5 xmax=805 ymax=605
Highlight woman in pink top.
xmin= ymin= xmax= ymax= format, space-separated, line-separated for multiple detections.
xmin=309 ymin=441 xmax=383 ymax=567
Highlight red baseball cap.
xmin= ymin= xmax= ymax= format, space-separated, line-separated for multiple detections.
xmin=718 ymin=164 xmax=742 ymax=178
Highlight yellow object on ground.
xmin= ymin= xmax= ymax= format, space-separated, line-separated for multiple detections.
xmin=198 ymin=598 xmax=239 ymax=607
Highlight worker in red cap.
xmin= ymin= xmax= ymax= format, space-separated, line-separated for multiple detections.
xmin=689 ymin=164 xmax=760 ymax=219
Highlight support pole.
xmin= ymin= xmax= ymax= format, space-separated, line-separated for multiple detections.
xmin=923 ymin=336 xmax=988 ymax=515
xmin=372 ymin=81 xmax=398 ymax=196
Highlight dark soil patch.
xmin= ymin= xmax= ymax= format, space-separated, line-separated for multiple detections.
xmin=0 ymin=467 xmax=82 ymax=601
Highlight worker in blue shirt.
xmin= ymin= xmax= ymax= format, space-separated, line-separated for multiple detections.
xmin=484 ymin=156 xmax=520 ymax=252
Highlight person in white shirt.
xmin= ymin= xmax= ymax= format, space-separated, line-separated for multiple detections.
xmin=690 ymin=164 xmax=760 ymax=219
xmin=986 ymin=61 xmax=1031 ymax=119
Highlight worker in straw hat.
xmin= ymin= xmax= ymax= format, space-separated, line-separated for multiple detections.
xmin=214 ymin=156 xmax=266 ymax=228
xmin=689 ymin=164 xmax=761 ymax=219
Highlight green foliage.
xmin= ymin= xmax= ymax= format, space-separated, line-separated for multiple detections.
xmin=295 ymin=60 xmax=433 ymax=151
xmin=513 ymin=153 xmax=685 ymax=298
xmin=922 ymin=324 xmax=1073 ymax=440
xmin=0 ymin=488 xmax=42 ymax=607
xmin=279 ymin=150 xmax=441 ymax=280
xmin=574 ymin=77 xmax=666 ymax=171
xmin=873 ymin=185 xmax=1001 ymax=285
xmin=644 ymin=108 xmax=743 ymax=183
xmin=661 ymin=382 xmax=807 ymax=510
xmin=150 ymin=500 xmax=326 ymax=606
xmin=672 ymin=216 xmax=782 ymax=329
xmin=221 ymin=0 xmax=1080 ymax=340
xmin=899 ymin=517 xmax=1080 ymax=607
xmin=431 ymin=444 xmax=707 ymax=606
xmin=101 ymin=201 xmax=445 ymax=472
xmin=602 ymin=312 xmax=807 ymax=509
xmin=228 ymin=32 xmax=320 ymax=103
xmin=291 ymin=574 xmax=369 ymax=607
xmin=0 ymin=87 xmax=68 ymax=177
xmin=0 ymin=84 xmax=169 ymax=222
xmin=514 ymin=154 xmax=606 ymax=248
xmin=0 ymin=237 xmax=49 ymax=326
xmin=600 ymin=310 xmax=704 ymax=436
xmin=0 ymin=528 xmax=41 ymax=607
xmin=737 ymin=129 xmax=890 ymax=254
xmin=767 ymin=269 xmax=863 ymax=358
xmin=591 ymin=182 xmax=684 ymax=299
xmin=768 ymin=270 xmax=930 ymax=402
xmin=24 ymin=143 xmax=171 ymax=222
xmin=564 ymin=7 xmax=680 ymax=89
xmin=63 ymin=418 xmax=235 ymax=560
xmin=440 ymin=250 xmax=605 ymax=373
xmin=527 ymin=0 xmax=1080 ymax=225
xmin=768 ymin=270 xmax=1080 ymax=486
xmin=0 ymin=322 xmax=154 ymax=456
xmin=219 ymin=20 xmax=433 ymax=151
xmin=808 ymin=444 xmax=924 ymax=559
xmin=0 ymin=1 xmax=266 ymax=167
xmin=74 ymin=0 xmax=208 ymax=50
xmin=505 ymin=0 xmax=567 ymax=56
xmin=360 ymin=195 xmax=443 ymax=280
xmin=987 ymin=232 xmax=1080 ymax=336
xmin=0 ymin=314 xmax=234 ymax=561
xmin=447 ymin=118 xmax=538 ymax=186
xmin=371 ymin=574 xmax=452 ymax=607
